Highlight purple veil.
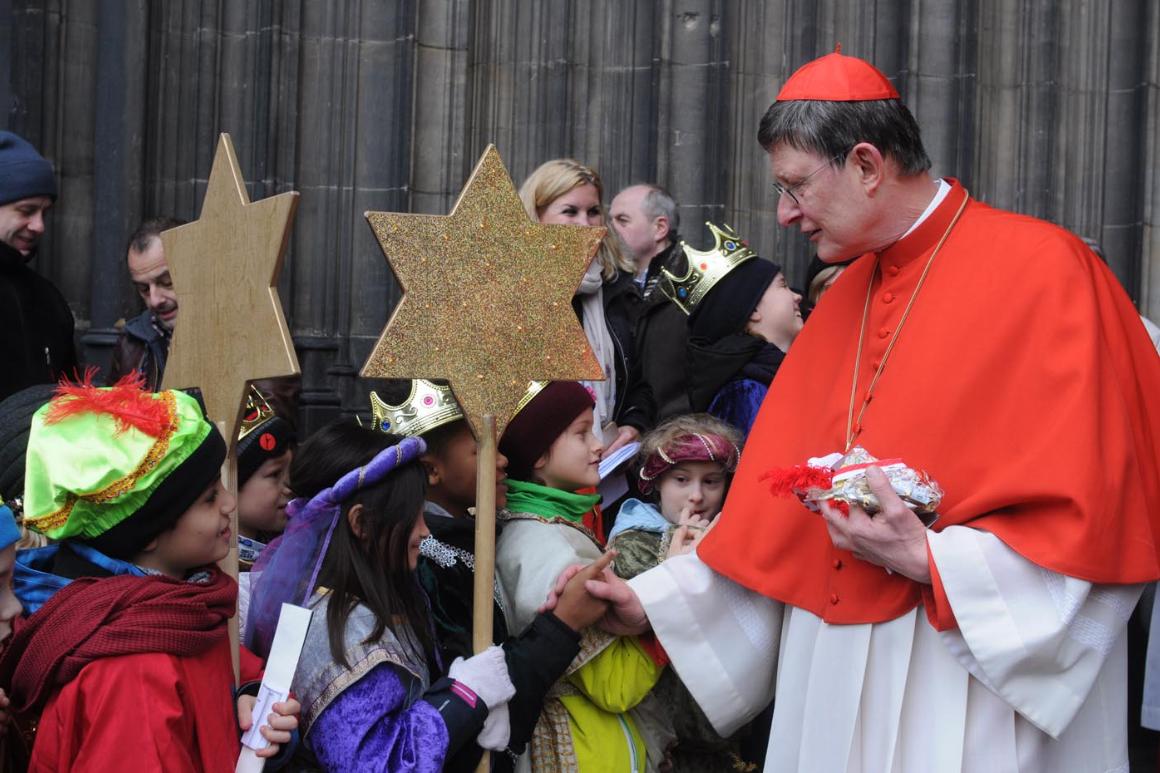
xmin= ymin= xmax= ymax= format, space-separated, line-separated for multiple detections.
xmin=245 ymin=435 xmax=426 ymax=657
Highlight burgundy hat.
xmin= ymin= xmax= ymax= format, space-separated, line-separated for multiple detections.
xmin=499 ymin=381 xmax=595 ymax=481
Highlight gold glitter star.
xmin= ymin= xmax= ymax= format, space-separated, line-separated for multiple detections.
xmin=160 ymin=133 xmax=300 ymax=448
xmin=362 ymin=145 xmax=604 ymax=437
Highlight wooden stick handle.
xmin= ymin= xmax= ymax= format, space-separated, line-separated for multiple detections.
xmin=217 ymin=420 xmax=241 ymax=685
xmin=472 ymin=414 xmax=498 ymax=655
xmin=472 ymin=415 xmax=498 ymax=773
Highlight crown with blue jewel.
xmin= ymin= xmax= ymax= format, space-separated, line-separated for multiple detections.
xmin=660 ymin=222 xmax=757 ymax=315
xmin=369 ymin=380 xmax=465 ymax=438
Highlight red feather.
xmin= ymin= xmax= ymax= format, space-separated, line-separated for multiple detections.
xmin=760 ymin=464 xmax=833 ymax=497
xmin=760 ymin=464 xmax=851 ymax=516
xmin=46 ymin=370 xmax=173 ymax=437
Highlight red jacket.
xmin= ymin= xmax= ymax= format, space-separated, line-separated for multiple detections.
xmin=30 ymin=640 xmax=264 ymax=773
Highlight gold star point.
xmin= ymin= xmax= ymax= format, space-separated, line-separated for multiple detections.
xmin=160 ymin=133 xmax=300 ymax=446
xmin=362 ymin=145 xmax=604 ymax=437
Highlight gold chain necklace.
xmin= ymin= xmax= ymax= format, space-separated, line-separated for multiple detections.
xmin=845 ymin=190 xmax=970 ymax=451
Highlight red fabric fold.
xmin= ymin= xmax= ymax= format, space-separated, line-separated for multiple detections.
xmin=0 ymin=568 xmax=236 ymax=714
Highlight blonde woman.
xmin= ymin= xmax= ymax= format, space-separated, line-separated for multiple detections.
xmin=519 ymin=159 xmax=655 ymax=454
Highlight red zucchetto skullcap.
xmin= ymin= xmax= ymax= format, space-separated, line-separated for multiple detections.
xmin=775 ymin=44 xmax=900 ymax=102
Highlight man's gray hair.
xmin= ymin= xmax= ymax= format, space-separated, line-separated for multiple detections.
xmin=758 ymin=99 xmax=931 ymax=176
xmin=640 ymin=185 xmax=679 ymax=236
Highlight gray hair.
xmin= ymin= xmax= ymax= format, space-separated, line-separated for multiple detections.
xmin=758 ymin=99 xmax=931 ymax=176
xmin=639 ymin=185 xmax=680 ymax=236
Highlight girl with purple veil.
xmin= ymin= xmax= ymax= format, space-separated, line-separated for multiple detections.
xmin=246 ymin=421 xmax=515 ymax=771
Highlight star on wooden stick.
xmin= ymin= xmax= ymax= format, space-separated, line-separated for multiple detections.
xmin=362 ymin=145 xmax=604 ymax=437
xmin=160 ymin=133 xmax=300 ymax=448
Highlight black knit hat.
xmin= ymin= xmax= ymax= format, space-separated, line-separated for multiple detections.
xmin=499 ymin=382 xmax=595 ymax=481
xmin=689 ymin=258 xmax=780 ymax=343
xmin=0 ymin=384 xmax=57 ymax=503
xmin=237 ymin=415 xmax=295 ymax=486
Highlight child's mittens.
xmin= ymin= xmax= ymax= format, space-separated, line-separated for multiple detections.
xmin=448 ymin=645 xmax=515 ymax=709
xmin=476 ymin=702 xmax=511 ymax=750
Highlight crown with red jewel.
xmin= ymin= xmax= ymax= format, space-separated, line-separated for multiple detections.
xmin=369 ymin=380 xmax=465 ymax=438
xmin=238 ymin=384 xmax=276 ymax=441
xmin=660 ymin=222 xmax=757 ymax=315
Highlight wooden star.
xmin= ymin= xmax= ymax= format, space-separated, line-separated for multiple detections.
xmin=363 ymin=145 xmax=604 ymax=437
xmin=160 ymin=133 xmax=300 ymax=449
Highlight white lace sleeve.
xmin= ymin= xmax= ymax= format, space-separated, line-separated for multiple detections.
xmin=928 ymin=526 xmax=1142 ymax=737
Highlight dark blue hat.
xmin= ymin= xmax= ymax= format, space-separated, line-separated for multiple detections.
xmin=0 ymin=132 xmax=57 ymax=206
xmin=689 ymin=257 xmax=780 ymax=343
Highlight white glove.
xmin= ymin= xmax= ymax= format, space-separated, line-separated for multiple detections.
xmin=448 ymin=645 xmax=515 ymax=709
xmin=477 ymin=702 xmax=511 ymax=751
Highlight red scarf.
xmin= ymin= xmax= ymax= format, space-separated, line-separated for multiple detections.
xmin=0 ymin=568 xmax=236 ymax=714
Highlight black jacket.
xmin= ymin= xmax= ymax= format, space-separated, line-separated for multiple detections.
xmin=0 ymin=241 xmax=77 ymax=401
xmin=572 ymin=271 xmax=655 ymax=432
xmin=634 ymin=241 xmax=692 ymax=421
xmin=107 ymin=310 xmax=170 ymax=390
xmin=417 ymin=510 xmax=581 ymax=772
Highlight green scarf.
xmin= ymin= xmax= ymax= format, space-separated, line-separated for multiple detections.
xmin=505 ymin=479 xmax=600 ymax=524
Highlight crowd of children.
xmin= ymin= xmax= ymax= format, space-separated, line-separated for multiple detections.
xmin=0 ymin=194 xmax=795 ymax=771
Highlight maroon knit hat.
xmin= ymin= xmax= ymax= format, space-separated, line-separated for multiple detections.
xmin=499 ymin=381 xmax=595 ymax=481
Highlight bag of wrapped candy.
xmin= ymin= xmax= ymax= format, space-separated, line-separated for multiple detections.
xmin=760 ymin=446 xmax=943 ymax=526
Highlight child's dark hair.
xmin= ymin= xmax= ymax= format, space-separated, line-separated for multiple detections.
xmin=421 ymin=418 xmax=470 ymax=460
xmin=288 ymin=420 xmax=434 ymax=669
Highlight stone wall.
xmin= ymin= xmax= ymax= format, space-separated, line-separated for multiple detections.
xmin=4 ymin=0 xmax=1158 ymax=426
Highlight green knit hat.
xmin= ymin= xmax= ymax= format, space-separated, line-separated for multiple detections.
xmin=23 ymin=379 xmax=226 ymax=556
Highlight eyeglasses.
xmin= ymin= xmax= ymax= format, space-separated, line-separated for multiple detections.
xmin=772 ymin=152 xmax=848 ymax=207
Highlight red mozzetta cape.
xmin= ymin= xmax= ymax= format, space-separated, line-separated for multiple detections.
xmin=698 ymin=181 xmax=1160 ymax=625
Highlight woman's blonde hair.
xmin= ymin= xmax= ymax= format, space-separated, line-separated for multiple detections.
xmin=808 ymin=264 xmax=845 ymax=305
xmin=519 ymin=159 xmax=634 ymax=279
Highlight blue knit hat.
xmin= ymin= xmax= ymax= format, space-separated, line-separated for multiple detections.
xmin=0 ymin=132 xmax=57 ymax=207
xmin=0 ymin=504 xmax=19 ymax=551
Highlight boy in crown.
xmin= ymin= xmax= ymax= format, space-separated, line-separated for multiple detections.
xmin=236 ymin=384 xmax=296 ymax=643
xmin=662 ymin=223 xmax=803 ymax=438
xmin=3 ymin=377 xmax=298 ymax=771
xmin=370 ymin=380 xmax=612 ymax=773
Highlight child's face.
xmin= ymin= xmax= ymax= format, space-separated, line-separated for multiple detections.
xmin=657 ymin=461 xmax=728 ymax=525
xmin=746 ymin=272 xmax=804 ymax=350
xmin=148 ymin=478 xmax=236 ymax=577
xmin=536 ymin=407 xmax=603 ymax=490
xmin=425 ymin=423 xmax=509 ymax=518
xmin=238 ymin=450 xmax=292 ymax=537
xmin=0 ymin=545 xmax=23 ymax=642
xmin=407 ymin=508 xmax=430 ymax=571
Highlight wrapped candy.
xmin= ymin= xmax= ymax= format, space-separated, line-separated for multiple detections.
xmin=761 ymin=446 xmax=942 ymax=526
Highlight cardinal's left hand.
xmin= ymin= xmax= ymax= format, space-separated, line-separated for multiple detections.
xmin=819 ymin=466 xmax=932 ymax=584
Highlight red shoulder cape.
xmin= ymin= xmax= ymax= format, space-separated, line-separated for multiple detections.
xmin=698 ymin=181 xmax=1160 ymax=624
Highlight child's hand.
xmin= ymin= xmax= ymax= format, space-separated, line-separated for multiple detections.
xmin=665 ymin=507 xmax=711 ymax=560
xmin=537 ymin=563 xmax=586 ymax=614
xmin=237 ymin=694 xmax=301 ymax=758
xmin=552 ymin=551 xmax=616 ymax=631
xmin=0 ymin=687 xmax=11 ymax=736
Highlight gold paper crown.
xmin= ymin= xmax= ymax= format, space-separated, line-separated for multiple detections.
xmin=369 ymin=380 xmax=465 ymax=438
xmin=238 ymin=384 xmax=276 ymax=441
xmin=660 ymin=222 xmax=757 ymax=315
xmin=513 ymin=380 xmax=547 ymax=417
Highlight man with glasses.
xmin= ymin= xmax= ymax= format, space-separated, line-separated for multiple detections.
xmin=558 ymin=48 xmax=1160 ymax=772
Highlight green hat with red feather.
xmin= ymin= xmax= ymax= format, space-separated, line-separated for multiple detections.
xmin=22 ymin=374 xmax=227 ymax=559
